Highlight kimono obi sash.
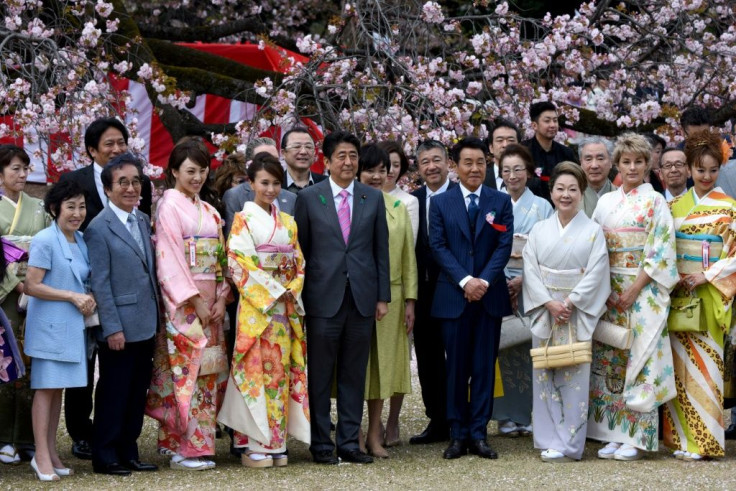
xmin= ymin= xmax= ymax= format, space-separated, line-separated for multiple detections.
xmin=255 ymin=242 xmax=295 ymax=271
xmin=183 ymin=236 xmax=222 ymax=277
xmin=531 ymin=266 xmax=586 ymax=339
xmin=507 ymin=234 xmax=528 ymax=270
xmin=674 ymin=231 xmax=722 ymax=274
xmin=2 ymin=235 xmax=32 ymax=278
xmin=603 ymin=227 xmax=647 ymax=268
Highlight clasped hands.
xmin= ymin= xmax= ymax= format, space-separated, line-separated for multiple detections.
xmin=545 ymin=298 xmax=573 ymax=324
xmin=463 ymin=278 xmax=488 ymax=302
xmin=71 ymin=292 xmax=96 ymax=317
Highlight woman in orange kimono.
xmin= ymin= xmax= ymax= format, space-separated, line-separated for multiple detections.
xmin=146 ymin=139 xmax=231 ymax=471
xmin=219 ymin=152 xmax=309 ymax=468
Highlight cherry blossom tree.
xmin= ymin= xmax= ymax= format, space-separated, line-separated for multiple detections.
xmin=2 ymin=0 xmax=736 ymax=176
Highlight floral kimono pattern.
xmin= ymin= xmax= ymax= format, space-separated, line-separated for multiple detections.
xmin=588 ymin=183 xmax=678 ymax=451
xmin=664 ymin=188 xmax=736 ymax=457
xmin=219 ymin=201 xmax=309 ymax=453
xmin=146 ymin=189 xmax=230 ymax=457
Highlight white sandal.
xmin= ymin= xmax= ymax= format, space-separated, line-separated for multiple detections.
xmin=597 ymin=442 xmax=620 ymax=459
xmin=0 ymin=444 xmax=21 ymax=465
xmin=170 ymin=455 xmax=210 ymax=471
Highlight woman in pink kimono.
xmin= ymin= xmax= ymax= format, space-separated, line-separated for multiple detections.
xmin=219 ymin=152 xmax=309 ymax=468
xmin=146 ymin=139 xmax=231 ymax=471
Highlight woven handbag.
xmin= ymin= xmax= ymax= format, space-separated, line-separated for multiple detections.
xmin=530 ymin=322 xmax=592 ymax=369
xmin=593 ymin=312 xmax=633 ymax=350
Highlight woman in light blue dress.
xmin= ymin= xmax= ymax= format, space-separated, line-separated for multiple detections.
xmin=23 ymin=181 xmax=95 ymax=480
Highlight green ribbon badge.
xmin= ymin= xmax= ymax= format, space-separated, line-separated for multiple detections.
xmin=319 ymin=194 xmax=326 ymax=205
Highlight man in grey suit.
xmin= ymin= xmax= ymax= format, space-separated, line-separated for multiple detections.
xmin=85 ymin=153 xmax=159 ymax=476
xmin=295 ymin=131 xmax=390 ymax=465
xmin=222 ymin=138 xmax=296 ymax=237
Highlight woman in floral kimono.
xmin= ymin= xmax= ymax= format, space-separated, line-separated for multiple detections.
xmin=146 ymin=139 xmax=231 ymax=471
xmin=220 ymin=152 xmax=309 ymax=468
xmin=494 ymin=144 xmax=553 ymax=438
xmin=0 ymin=145 xmax=49 ymax=465
xmin=663 ymin=129 xmax=736 ymax=461
xmin=589 ymin=133 xmax=678 ymax=461
xmin=522 ymin=163 xmax=610 ymax=462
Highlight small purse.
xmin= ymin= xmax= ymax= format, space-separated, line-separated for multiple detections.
xmin=530 ymin=322 xmax=592 ymax=369
xmin=668 ymin=295 xmax=705 ymax=333
xmin=199 ymin=345 xmax=228 ymax=376
xmin=593 ymin=312 xmax=633 ymax=350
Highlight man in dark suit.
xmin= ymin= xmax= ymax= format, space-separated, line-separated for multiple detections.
xmin=429 ymin=137 xmax=513 ymax=460
xmin=522 ymin=101 xmax=577 ymax=202
xmin=295 ymin=131 xmax=390 ymax=465
xmin=85 ymin=153 xmax=159 ymax=476
xmin=58 ymin=117 xmax=152 ymax=461
xmin=410 ymin=140 xmax=453 ymax=445
xmin=281 ymin=127 xmax=327 ymax=193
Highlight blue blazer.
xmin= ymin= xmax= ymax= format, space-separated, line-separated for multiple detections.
xmin=429 ymin=184 xmax=513 ymax=319
xmin=85 ymin=206 xmax=159 ymax=342
xmin=24 ymin=222 xmax=89 ymax=363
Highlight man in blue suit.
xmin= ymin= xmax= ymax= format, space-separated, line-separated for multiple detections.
xmin=85 ymin=153 xmax=160 ymax=476
xmin=429 ymin=137 xmax=513 ymax=460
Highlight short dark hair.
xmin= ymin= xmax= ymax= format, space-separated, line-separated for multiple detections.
xmin=377 ymin=141 xmax=409 ymax=179
xmin=415 ymin=139 xmax=447 ymax=161
xmin=498 ymin=144 xmax=535 ymax=178
xmin=166 ymin=138 xmax=221 ymax=209
xmin=642 ymin=132 xmax=666 ymax=150
xmin=281 ymin=127 xmax=313 ymax=149
xmin=101 ymin=152 xmax=142 ymax=191
xmin=680 ymin=106 xmax=711 ymax=129
xmin=322 ymin=131 xmax=361 ymax=160
xmin=489 ymin=118 xmax=522 ymax=143
xmin=84 ymin=117 xmax=129 ymax=160
xmin=450 ymin=137 xmax=487 ymax=163
xmin=661 ymin=146 xmax=684 ymax=160
xmin=247 ymin=152 xmax=285 ymax=185
xmin=529 ymin=101 xmax=558 ymax=123
xmin=550 ymin=161 xmax=587 ymax=194
xmin=44 ymin=180 xmax=87 ymax=219
xmin=0 ymin=144 xmax=30 ymax=172
xmin=358 ymin=144 xmax=390 ymax=175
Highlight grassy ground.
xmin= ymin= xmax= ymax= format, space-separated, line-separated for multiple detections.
xmin=3 ymin=363 xmax=736 ymax=491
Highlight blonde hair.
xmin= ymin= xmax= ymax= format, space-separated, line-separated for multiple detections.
xmin=612 ymin=132 xmax=652 ymax=168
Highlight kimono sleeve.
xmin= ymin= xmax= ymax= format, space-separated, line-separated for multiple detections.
xmin=227 ymin=212 xmax=286 ymax=314
xmin=521 ymin=222 xmax=554 ymax=313
xmin=641 ymin=194 xmax=678 ymax=291
xmin=155 ymin=198 xmax=200 ymax=307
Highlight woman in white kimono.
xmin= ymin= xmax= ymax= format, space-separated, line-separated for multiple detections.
xmin=522 ymin=162 xmax=610 ymax=462
xmin=588 ymin=133 xmax=678 ymax=461
xmin=493 ymin=144 xmax=553 ymax=438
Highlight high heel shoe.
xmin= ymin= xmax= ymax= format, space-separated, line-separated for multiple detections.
xmin=30 ymin=457 xmax=60 ymax=481
xmin=53 ymin=466 xmax=74 ymax=476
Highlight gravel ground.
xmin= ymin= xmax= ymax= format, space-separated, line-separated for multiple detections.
xmin=4 ymin=347 xmax=736 ymax=489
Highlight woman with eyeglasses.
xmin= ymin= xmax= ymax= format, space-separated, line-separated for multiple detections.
xmin=145 ymin=139 xmax=232 ymax=471
xmin=492 ymin=144 xmax=552 ymax=439
xmin=663 ymin=129 xmax=736 ymax=461
xmin=588 ymin=133 xmax=678 ymax=462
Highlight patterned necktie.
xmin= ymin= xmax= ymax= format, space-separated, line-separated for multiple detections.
xmin=337 ymin=189 xmax=351 ymax=245
xmin=127 ymin=213 xmax=145 ymax=254
xmin=468 ymin=193 xmax=479 ymax=230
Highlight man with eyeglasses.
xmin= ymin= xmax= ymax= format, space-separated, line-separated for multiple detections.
xmin=579 ymin=136 xmax=617 ymax=217
xmin=281 ymin=127 xmax=326 ymax=194
xmin=57 ymin=117 xmax=152 ymax=462
xmin=660 ymin=148 xmax=689 ymax=201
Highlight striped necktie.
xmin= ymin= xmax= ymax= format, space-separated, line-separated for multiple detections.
xmin=337 ymin=189 xmax=351 ymax=245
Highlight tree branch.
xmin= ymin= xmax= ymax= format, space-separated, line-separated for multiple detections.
xmin=138 ymin=17 xmax=266 ymax=42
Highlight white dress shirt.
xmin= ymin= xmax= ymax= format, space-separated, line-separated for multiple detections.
xmin=93 ymin=163 xmax=107 ymax=206
xmin=329 ymin=177 xmax=354 ymax=219
xmin=108 ymin=201 xmax=136 ymax=227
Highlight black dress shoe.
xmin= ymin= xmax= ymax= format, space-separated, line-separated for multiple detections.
xmin=122 ymin=459 xmax=158 ymax=471
xmin=468 ymin=439 xmax=498 ymax=459
xmin=71 ymin=440 xmax=93 ymax=460
xmin=337 ymin=449 xmax=374 ymax=464
xmin=312 ymin=450 xmax=338 ymax=465
xmin=93 ymin=462 xmax=132 ymax=476
xmin=409 ymin=424 xmax=450 ymax=445
xmin=442 ymin=439 xmax=468 ymax=459
xmin=726 ymin=423 xmax=736 ymax=440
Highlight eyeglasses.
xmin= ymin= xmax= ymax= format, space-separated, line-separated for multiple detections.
xmin=661 ymin=161 xmax=687 ymax=170
xmin=116 ymin=178 xmax=142 ymax=189
xmin=285 ymin=144 xmax=315 ymax=152
xmin=500 ymin=167 xmax=527 ymax=176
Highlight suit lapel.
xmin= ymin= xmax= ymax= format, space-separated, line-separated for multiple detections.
xmin=83 ymin=165 xmax=105 ymax=211
xmin=105 ymin=208 xmax=148 ymax=265
xmin=448 ymin=185 xmax=472 ymax=242
xmin=52 ymin=222 xmax=85 ymax=287
xmin=348 ymin=183 xmax=367 ymax=246
xmin=315 ymin=180 xmax=345 ymax=246
xmin=475 ymin=186 xmax=491 ymax=240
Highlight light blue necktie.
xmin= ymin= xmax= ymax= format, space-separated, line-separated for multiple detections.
xmin=127 ymin=213 xmax=145 ymax=254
